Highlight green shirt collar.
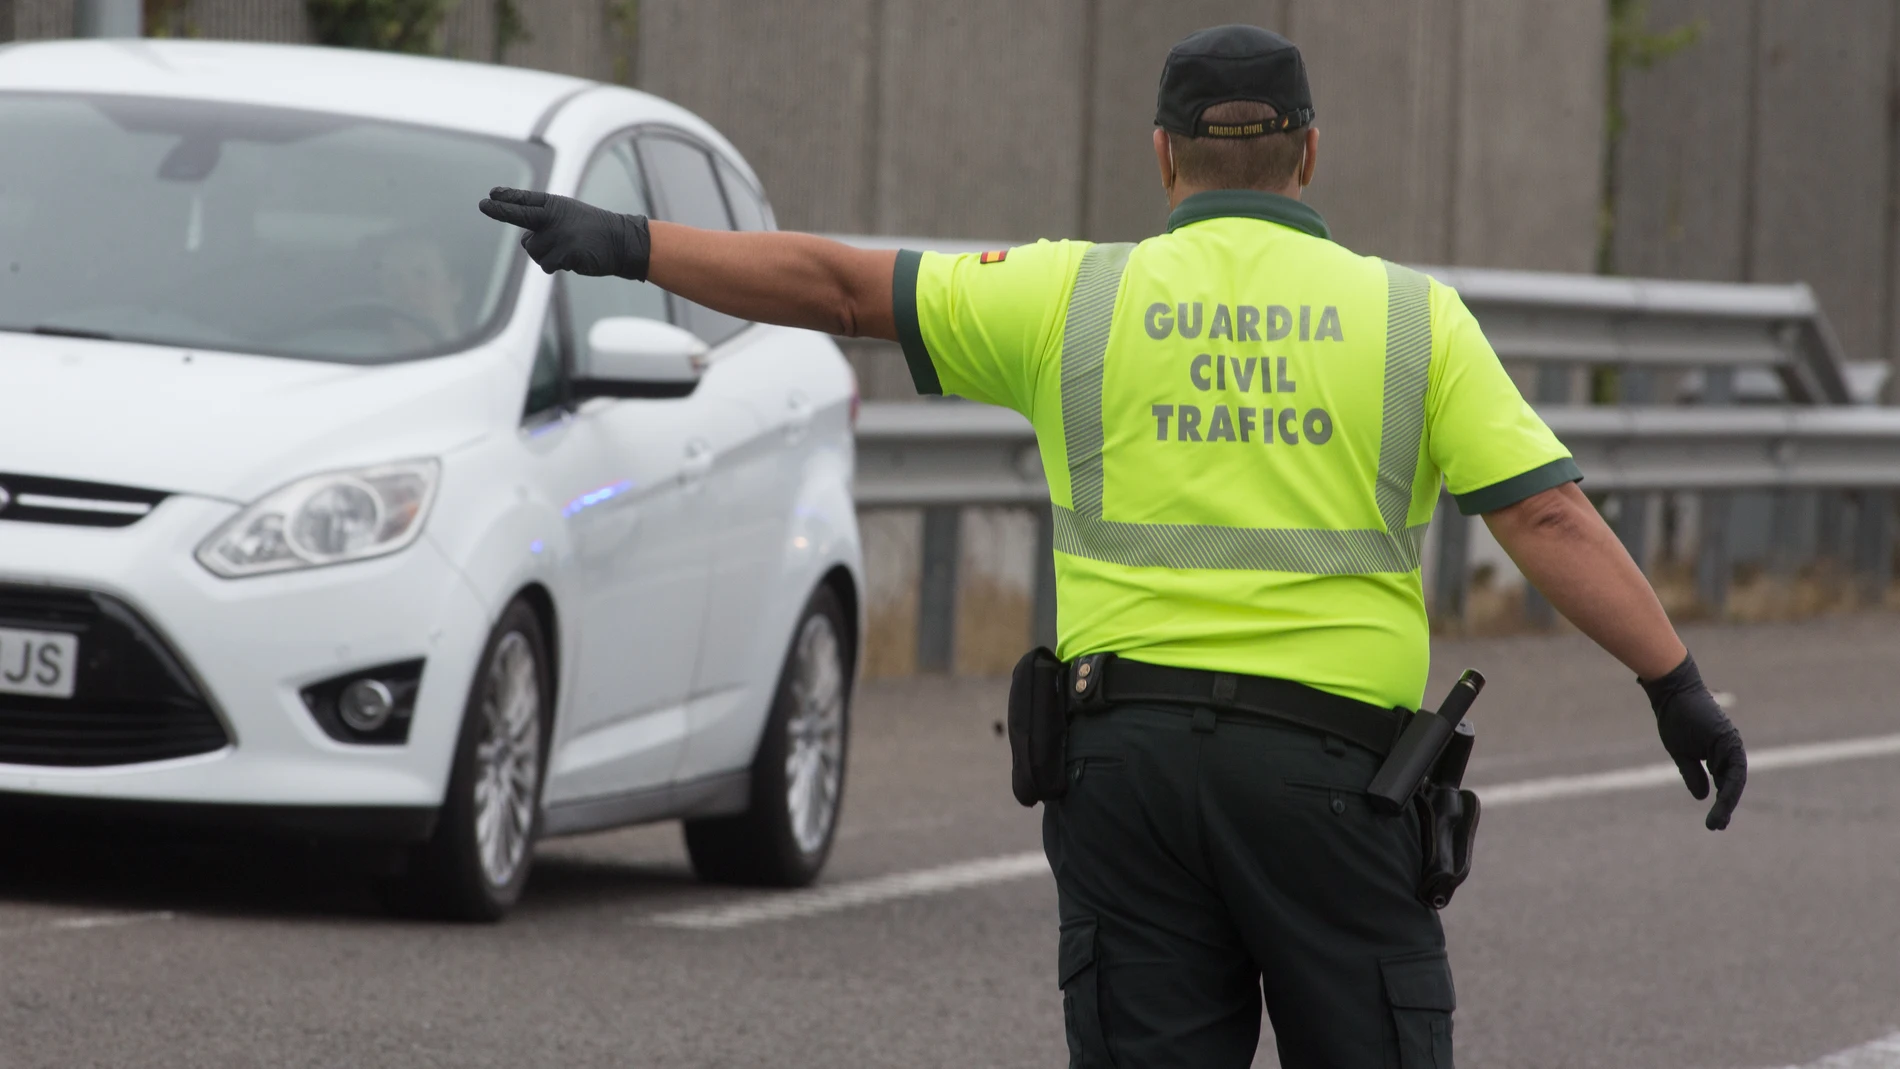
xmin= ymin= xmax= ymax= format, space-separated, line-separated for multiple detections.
xmin=1165 ymin=190 xmax=1331 ymax=240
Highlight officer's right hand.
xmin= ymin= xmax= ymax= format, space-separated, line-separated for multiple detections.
xmin=477 ymin=187 xmax=652 ymax=281
xmin=1639 ymin=654 xmax=1747 ymax=830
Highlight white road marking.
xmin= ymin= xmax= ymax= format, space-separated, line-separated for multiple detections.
xmin=646 ymin=729 xmax=1900 ymax=931
xmin=1478 ymin=731 xmax=1900 ymax=807
xmin=0 ymin=910 xmax=175 ymax=938
xmin=1771 ymin=1030 xmax=1900 ymax=1068
xmin=646 ymin=852 xmax=1049 ymax=930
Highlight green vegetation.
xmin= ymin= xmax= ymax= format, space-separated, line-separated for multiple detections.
xmin=493 ymin=0 xmax=529 ymax=62
xmin=143 ymin=0 xmax=196 ymax=37
xmin=1598 ymin=0 xmax=1705 ymax=276
xmin=305 ymin=0 xmax=456 ymax=54
xmin=1593 ymin=0 xmax=1704 ymax=403
xmin=608 ymin=0 xmax=638 ymax=84
xmin=301 ymin=0 xmax=533 ymax=62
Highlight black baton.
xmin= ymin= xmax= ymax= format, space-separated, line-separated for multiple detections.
xmin=1366 ymin=669 xmax=1485 ymax=814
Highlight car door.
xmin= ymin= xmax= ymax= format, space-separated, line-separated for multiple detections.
xmin=540 ymin=136 xmax=707 ymax=805
xmin=636 ymin=134 xmax=795 ymax=779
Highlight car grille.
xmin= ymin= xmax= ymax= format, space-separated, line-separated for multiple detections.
xmin=0 ymin=585 xmax=229 ymax=767
xmin=0 ymin=472 xmax=170 ymax=528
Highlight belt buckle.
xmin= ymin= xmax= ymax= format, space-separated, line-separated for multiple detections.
xmin=1068 ymin=653 xmax=1114 ymax=713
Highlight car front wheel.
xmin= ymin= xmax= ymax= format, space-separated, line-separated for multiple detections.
xmin=685 ymin=585 xmax=852 ymax=887
xmin=383 ymin=599 xmax=550 ymax=921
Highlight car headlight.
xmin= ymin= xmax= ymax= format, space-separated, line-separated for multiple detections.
xmin=196 ymin=460 xmax=440 ymax=578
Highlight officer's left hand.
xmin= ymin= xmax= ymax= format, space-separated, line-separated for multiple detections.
xmin=1639 ymin=653 xmax=1747 ymax=830
xmin=478 ymin=187 xmax=652 ymax=281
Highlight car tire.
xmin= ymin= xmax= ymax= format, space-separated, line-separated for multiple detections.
xmin=382 ymin=599 xmax=552 ymax=921
xmin=684 ymin=585 xmax=852 ymax=888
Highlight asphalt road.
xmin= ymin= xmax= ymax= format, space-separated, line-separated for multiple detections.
xmin=3 ymin=613 xmax=1900 ymax=1068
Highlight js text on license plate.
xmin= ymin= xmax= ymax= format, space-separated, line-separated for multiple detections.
xmin=0 ymin=627 xmax=80 ymax=699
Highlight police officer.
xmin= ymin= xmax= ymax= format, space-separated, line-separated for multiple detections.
xmin=480 ymin=23 xmax=1747 ymax=1068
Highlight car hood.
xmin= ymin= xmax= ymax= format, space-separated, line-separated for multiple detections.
xmin=0 ymin=334 xmax=498 ymax=502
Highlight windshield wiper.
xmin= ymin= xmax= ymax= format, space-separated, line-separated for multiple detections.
xmin=28 ymin=325 xmax=117 ymax=341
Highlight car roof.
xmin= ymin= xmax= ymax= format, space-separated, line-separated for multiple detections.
xmin=0 ymin=38 xmax=643 ymax=141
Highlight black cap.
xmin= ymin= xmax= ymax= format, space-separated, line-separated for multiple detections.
xmin=1156 ymin=25 xmax=1314 ymax=139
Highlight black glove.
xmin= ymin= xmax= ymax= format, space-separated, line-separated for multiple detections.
xmin=477 ymin=187 xmax=651 ymax=280
xmin=1639 ymin=653 xmax=1747 ymax=830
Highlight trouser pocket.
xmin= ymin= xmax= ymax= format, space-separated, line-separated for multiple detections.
xmin=1058 ymin=916 xmax=1116 ymax=1067
xmin=1381 ymin=951 xmax=1456 ymax=1068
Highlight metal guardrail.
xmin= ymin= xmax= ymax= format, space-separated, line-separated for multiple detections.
xmin=830 ymin=235 xmax=1865 ymax=405
xmin=1545 ymin=407 xmax=1900 ymax=491
xmin=833 ymin=235 xmax=1894 ymax=667
xmin=857 ymin=402 xmax=1900 ymax=507
xmin=1423 ymin=266 xmax=1854 ymax=405
xmin=854 ymin=402 xmax=1900 ymax=653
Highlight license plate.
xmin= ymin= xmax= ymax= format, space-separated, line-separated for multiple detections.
xmin=0 ymin=627 xmax=79 ymax=699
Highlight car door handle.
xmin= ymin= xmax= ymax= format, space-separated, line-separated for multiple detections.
xmin=681 ymin=438 xmax=714 ymax=486
xmin=785 ymin=391 xmax=813 ymax=444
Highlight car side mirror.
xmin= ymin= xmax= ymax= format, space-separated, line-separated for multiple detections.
xmin=573 ymin=317 xmax=707 ymax=400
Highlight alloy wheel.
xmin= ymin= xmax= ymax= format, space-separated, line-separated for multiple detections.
xmin=473 ymin=630 xmax=541 ymax=889
xmin=784 ymin=613 xmax=846 ymax=856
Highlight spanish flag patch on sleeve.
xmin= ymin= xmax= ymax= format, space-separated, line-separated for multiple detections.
xmin=979 ymin=249 xmax=1008 ymax=265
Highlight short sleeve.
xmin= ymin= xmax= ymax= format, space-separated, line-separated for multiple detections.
xmin=892 ymin=240 xmax=1085 ymax=413
xmin=1425 ymin=280 xmax=1581 ymax=515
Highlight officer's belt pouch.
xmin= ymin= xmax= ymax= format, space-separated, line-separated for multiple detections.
xmin=1008 ymin=647 xmax=1068 ymax=806
xmin=1415 ymin=784 xmax=1480 ymax=910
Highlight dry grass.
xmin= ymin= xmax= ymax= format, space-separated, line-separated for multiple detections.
xmin=863 ymin=574 xmax=1033 ymax=680
xmin=1437 ymin=560 xmax=1900 ymax=637
xmin=952 ymin=574 xmax=1034 ymax=676
xmin=875 ymin=566 xmax=1900 ymax=671
xmin=862 ymin=590 xmax=919 ymax=680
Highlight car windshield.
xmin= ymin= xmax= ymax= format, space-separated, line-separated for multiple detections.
xmin=0 ymin=92 xmax=548 ymax=364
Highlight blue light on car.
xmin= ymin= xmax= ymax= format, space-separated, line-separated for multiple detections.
xmin=529 ymin=539 xmax=544 ymax=554
xmin=562 ymin=480 xmax=634 ymax=517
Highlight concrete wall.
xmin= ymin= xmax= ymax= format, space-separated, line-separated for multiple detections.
xmin=640 ymin=0 xmax=1605 ymax=271
xmin=6 ymin=0 xmax=1606 ymax=271
xmin=638 ymin=0 xmax=882 ymax=233
xmin=1616 ymin=0 xmax=1900 ymax=381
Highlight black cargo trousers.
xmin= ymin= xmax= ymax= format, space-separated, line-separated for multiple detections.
xmin=1042 ymin=701 xmax=1456 ymax=1068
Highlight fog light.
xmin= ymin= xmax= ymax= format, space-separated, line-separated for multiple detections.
xmin=338 ymin=679 xmax=396 ymax=733
xmin=301 ymin=659 xmax=423 ymax=745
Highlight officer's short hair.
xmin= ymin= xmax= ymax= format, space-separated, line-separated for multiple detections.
xmin=1168 ymin=101 xmax=1306 ymax=191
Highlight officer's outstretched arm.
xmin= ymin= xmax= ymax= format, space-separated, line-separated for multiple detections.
xmin=1486 ymin=482 xmax=1747 ymax=830
xmin=647 ymin=221 xmax=899 ymax=340
xmin=478 ymin=187 xmax=900 ymax=340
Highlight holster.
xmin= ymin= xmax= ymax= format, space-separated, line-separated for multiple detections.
xmin=1414 ymin=720 xmax=1481 ymax=910
xmin=1007 ymin=648 xmax=1113 ymax=807
xmin=1415 ymin=784 xmax=1480 ymax=909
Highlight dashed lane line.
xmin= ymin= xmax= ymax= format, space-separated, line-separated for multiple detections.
xmin=647 ymin=852 xmax=1048 ymax=930
xmin=646 ymin=729 xmax=1900 ymax=932
xmin=1773 ymin=1030 xmax=1900 ymax=1068
xmin=0 ymin=910 xmax=175 ymax=938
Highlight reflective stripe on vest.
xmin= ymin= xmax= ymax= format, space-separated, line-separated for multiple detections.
xmin=1053 ymin=252 xmax=1433 ymax=575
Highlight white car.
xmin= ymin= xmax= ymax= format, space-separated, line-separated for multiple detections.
xmin=0 ymin=40 xmax=863 ymax=919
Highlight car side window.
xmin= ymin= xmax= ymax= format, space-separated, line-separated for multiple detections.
xmin=715 ymin=157 xmax=774 ymax=232
xmin=523 ymin=299 xmax=565 ymax=420
xmin=567 ymin=139 xmax=668 ymax=374
xmin=638 ymin=134 xmax=747 ymax=347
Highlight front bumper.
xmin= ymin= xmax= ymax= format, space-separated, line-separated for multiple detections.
xmin=0 ymin=790 xmax=439 ymax=842
xmin=0 ymin=495 xmax=492 ymax=810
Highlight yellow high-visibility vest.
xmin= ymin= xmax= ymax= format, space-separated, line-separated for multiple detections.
xmin=894 ymin=190 xmax=1576 ymax=709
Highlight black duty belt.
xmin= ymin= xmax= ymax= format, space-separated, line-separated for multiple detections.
xmin=1087 ymin=656 xmax=1410 ymax=757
